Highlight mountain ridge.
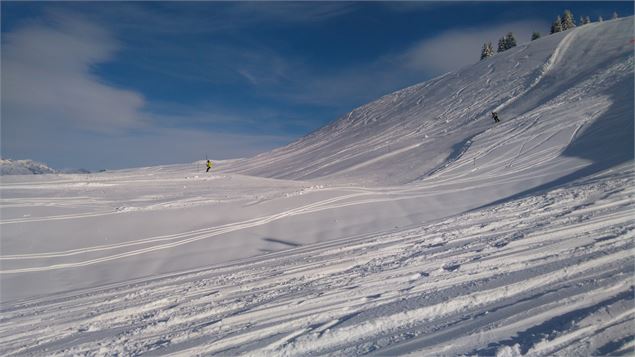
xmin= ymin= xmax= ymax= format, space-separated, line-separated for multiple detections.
xmin=0 ymin=158 xmax=57 ymax=175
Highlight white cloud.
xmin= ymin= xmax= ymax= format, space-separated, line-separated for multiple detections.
xmin=0 ymin=13 xmax=295 ymax=169
xmin=0 ymin=11 xmax=554 ymax=170
xmin=401 ymin=20 xmax=549 ymax=74
xmin=260 ymin=20 xmax=552 ymax=111
xmin=1 ymin=13 xmax=148 ymax=132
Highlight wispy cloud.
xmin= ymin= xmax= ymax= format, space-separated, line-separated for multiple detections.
xmin=53 ymin=2 xmax=357 ymax=37
xmin=400 ymin=20 xmax=549 ymax=73
xmin=0 ymin=11 xmax=299 ymax=168
xmin=1 ymin=4 xmax=554 ymax=170
xmin=229 ymin=2 xmax=357 ymax=24
xmin=379 ymin=2 xmax=455 ymax=13
xmin=2 ymin=12 xmax=148 ymax=132
xmin=129 ymin=40 xmax=294 ymax=87
xmin=264 ymin=19 xmax=551 ymax=111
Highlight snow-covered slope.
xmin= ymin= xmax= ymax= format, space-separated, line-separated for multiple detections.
xmin=226 ymin=18 xmax=633 ymax=186
xmin=0 ymin=158 xmax=57 ymax=175
xmin=0 ymin=18 xmax=633 ymax=356
xmin=2 ymin=163 xmax=633 ymax=356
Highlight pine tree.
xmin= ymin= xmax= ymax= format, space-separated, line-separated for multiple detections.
xmin=505 ymin=32 xmax=517 ymax=49
xmin=579 ymin=16 xmax=585 ymax=25
xmin=612 ymin=11 xmax=618 ymax=19
xmin=598 ymin=16 xmax=603 ymax=22
xmin=480 ymin=42 xmax=494 ymax=60
xmin=561 ymin=10 xmax=576 ymax=30
xmin=585 ymin=16 xmax=591 ymax=24
xmin=531 ymin=32 xmax=541 ymax=41
xmin=497 ymin=37 xmax=506 ymax=53
xmin=551 ymin=16 xmax=563 ymax=34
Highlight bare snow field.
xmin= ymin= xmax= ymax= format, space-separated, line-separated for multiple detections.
xmin=1 ymin=18 xmax=634 ymax=355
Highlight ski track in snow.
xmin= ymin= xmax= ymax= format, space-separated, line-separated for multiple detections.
xmin=0 ymin=154 xmax=600 ymax=273
xmin=1 ymin=165 xmax=633 ymax=356
xmin=1 ymin=17 xmax=634 ymax=356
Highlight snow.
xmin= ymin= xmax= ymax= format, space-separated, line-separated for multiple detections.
xmin=0 ymin=158 xmax=57 ymax=175
xmin=224 ymin=18 xmax=633 ymax=186
xmin=0 ymin=17 xmax=633 ymax=355
xmin=0 ymin=158 xmax=90 ymax=175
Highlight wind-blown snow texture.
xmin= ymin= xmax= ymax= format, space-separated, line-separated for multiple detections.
xmin=227 ymin=18 xmax=633 ymax=186
xmin=1 ymin=18 xmax=633 ymax=356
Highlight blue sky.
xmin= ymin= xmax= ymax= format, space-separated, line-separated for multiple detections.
xmin=2 ymin=1 xmax=632 ymax=170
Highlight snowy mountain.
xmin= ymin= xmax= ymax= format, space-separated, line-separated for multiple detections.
xmin=0 ymin=159 xmax=91 ymax=175
xmin=0 ymin=158 xmax=57 ymax=175
xmin=227 ymin=17 xmax=633 ymax=186
xmin=0 ymin=17 xmax=633 ymax=356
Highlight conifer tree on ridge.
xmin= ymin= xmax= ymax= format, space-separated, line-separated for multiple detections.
xmin=551 ymin=16 xmax=563 ymax=34
xmin=497 ymin=37 xmax=507 ymax=53
xmin=480 ymin=42 xmax=494 ymax=60
xmin=505 ymin=32 xmax=517 ymax=49
xmin=561 ymin=10 xmax=576 ymax=30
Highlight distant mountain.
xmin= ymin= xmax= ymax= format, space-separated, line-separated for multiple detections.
xmin=60 ymin=168 xmax=92 ymax=174
xmin=0 ymin=159 xmax=93 ymax=175
xmin=1 ymin=158 xmax=57 ymax=175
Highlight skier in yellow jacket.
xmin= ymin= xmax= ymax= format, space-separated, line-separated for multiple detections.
xmin=206 ymin=160 xmax=213 ymax=173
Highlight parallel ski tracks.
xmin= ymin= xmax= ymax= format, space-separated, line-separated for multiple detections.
xmin=0 ymin=158 xmax=593 ymax=271
xmin=1 ymin=165 xmax=632 ymax=355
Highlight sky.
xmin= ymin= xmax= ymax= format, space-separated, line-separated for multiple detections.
xmin=1 ymin=1 xmax=632 ymax=170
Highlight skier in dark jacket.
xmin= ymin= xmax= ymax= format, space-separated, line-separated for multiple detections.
xmin=492 ymin=111 xmax=500 ymax=123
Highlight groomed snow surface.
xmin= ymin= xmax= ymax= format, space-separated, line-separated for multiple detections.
xmin=1 ymin=17 xmax=633 ymax=356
